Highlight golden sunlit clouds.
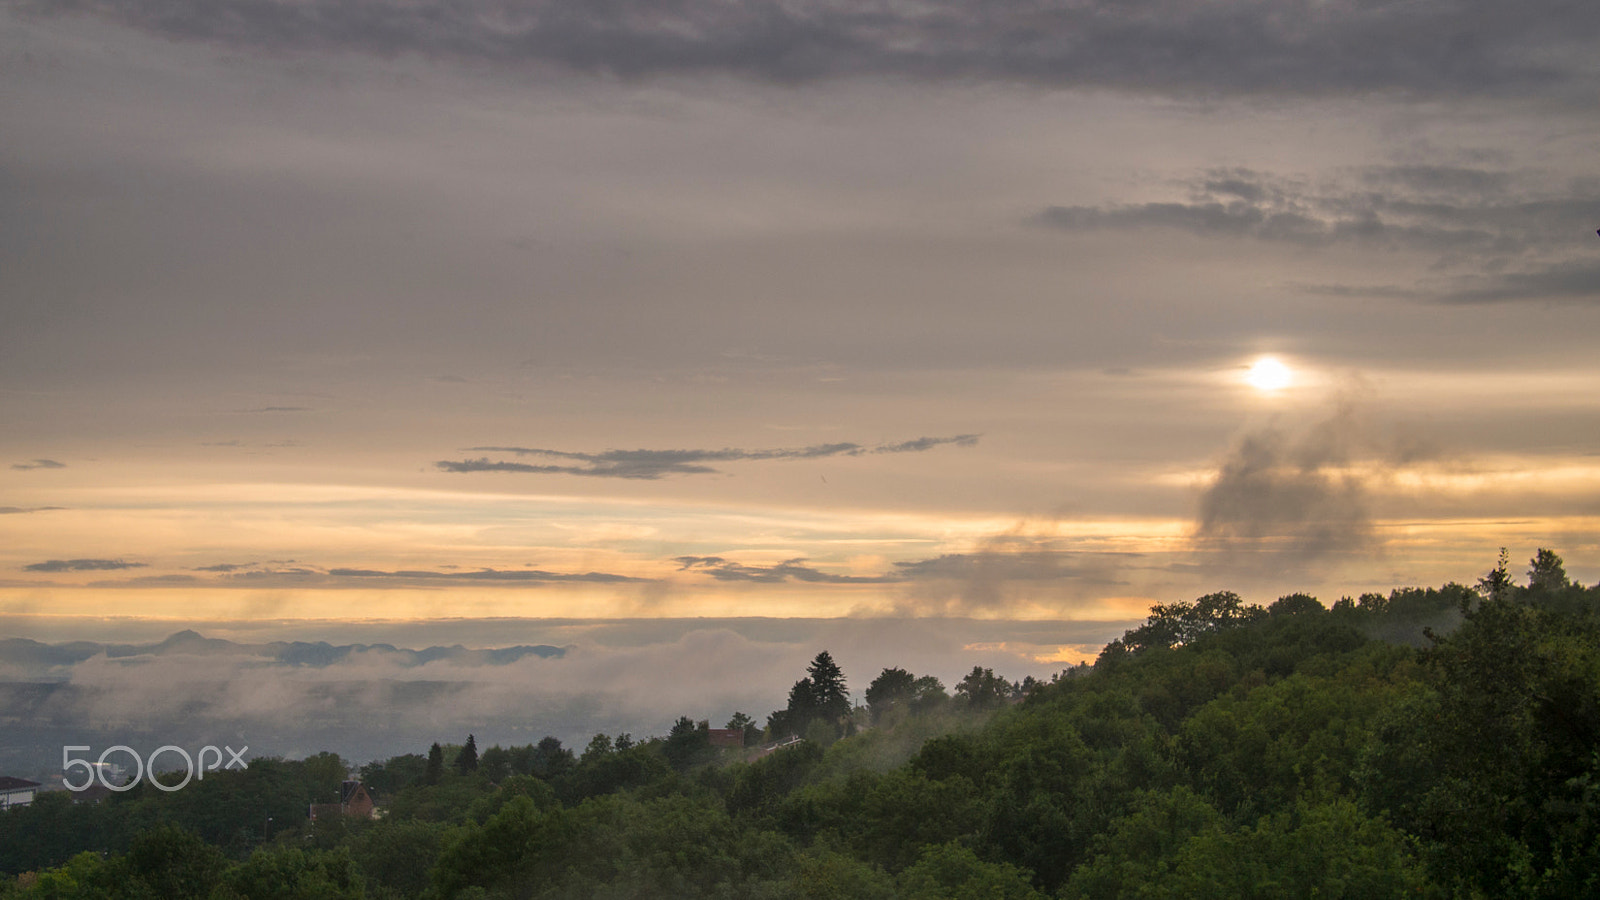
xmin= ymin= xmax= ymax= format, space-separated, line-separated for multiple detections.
xmin=1244 ymin=356 xmax=1293 ymax=392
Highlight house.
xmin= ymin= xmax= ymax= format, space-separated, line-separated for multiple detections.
xmin=0 ymin=777 xmax=40 ymax=809
xmin=308 ymin=780 xmax=375 ymax=821
xmin=707 ymin=728 xmax=746 ymax=748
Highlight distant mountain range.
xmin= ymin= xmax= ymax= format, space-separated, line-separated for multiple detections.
xmin=0 ymin=630 xmax=566 ymax=680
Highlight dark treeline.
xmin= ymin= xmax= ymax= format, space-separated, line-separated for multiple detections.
xmin=5 ymin=549 xmax=1600 ymax=898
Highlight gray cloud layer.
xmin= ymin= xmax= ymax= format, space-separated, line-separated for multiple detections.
xmin=16 ymin=0 xmax=1599 ymax=99
xmin=10 ymin=459 xmax=66 ymax=471
xmin=893 ymin=538 xmax=1139 ymax=614
xmin=28 ymin=561 xmax=649 ymax=588
xmin=674 ymin=556 xmax=901 ymax=584
xmin=1040 ymin=166 xmax=1600 ymax=304
xmin=326 ymin=567 xmax=649 ymax=584
xmin=674 ymin=540 xmax=1142 ymax=614
xmin=24 ymin=558 xmax=146 ymax=572
xmin=438 ymin=434 xmax=979 ymax=479
xmin=0 ymin=506 xmax=65 ymax=515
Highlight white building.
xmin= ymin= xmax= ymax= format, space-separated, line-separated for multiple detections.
xmin=0 ymin=776 xmax=40 ymax=809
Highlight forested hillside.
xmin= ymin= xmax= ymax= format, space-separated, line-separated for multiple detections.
xmin=5 ymin=550 xmax=1598 ymax=899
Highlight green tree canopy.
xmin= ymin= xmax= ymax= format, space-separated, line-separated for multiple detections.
xmin=866 ymin=667 xmax=918 ymax=723
xmin=1527 ymin=547 xmax=1569 ymax=592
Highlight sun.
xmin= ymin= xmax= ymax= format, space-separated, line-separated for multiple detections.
xmin=1244 ymin=356 xmax=1293 ymax=392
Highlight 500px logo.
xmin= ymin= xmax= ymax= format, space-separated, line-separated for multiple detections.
xmin=63 ymin=744 xmax=249 ymax=792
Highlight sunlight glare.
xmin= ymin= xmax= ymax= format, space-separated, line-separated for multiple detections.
xmin=1245 ymin=356 xmax=1293 ymax=392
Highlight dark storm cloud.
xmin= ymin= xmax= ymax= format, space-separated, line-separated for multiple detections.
xmin=24 ymin=558 xmax=147 ymax=572
xmin=10 ymin=459 xmax=65 ymax=470
xmin=438 ymin=434 xmax=978 ymax=479
xmin=14 ymin=0 xmax=1598 ymax=99
xmin=1042 ymin=166 xmax=1600 ymax=304
xmin=674 ymin=556 xmax=901 ymax=584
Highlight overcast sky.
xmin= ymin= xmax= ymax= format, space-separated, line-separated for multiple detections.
xmin=4 ymin=0 xmax=1600 ymax=664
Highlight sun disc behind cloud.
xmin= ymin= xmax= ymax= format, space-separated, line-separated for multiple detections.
xmin=1245 ymin=356 xmax=1293 ymax=392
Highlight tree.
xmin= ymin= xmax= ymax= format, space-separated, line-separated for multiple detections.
xmin=726 ymin=711 xmax=760 ymax=746
xmin=582 ymin=733 xmax=615 ymax=763
xmin=1267 ymin=593 xmax=1323 ymax=617
xmin=457 ymin=734 xmax=479 ymax=775
xmin=425 ymin=743 xmax=444 ymax=784
xmin=900 ymin=842 xmax=1046 ymax=900
xmin=866 ymin=667 xmax=918 ymax=723
xmin=1119 ymin=591 xmax=1266 ymax=653
xmin=531 ymin=736 xmax=574 ymax=779
xmin=1478 ymin=546 xmax=1513 ymax=601
xmin=954 ymin=666 xmax=1011 ymax=709
xmin=360 ymin=753 xmax=426 ymax=795
xmin=480 ymin=744 xmax=512 ymax=781
xmin=664 ymin=716 xmax=710 ymax=771
xmin=224 ymin=846 xmax=366 ymax=899
xmin=909 ymin=675 xmax=949 ymax=715
xmin=772 ymin=676 xmax=817 ymax=739
xmin=808 ymin=651 xmax=852 ymax=723
xmin=1527 ymin=548 xmax=1569 ymax=592
xmin=114 ymin=824 xmax=230 ymax=900
xmin=773 ymin=652 xmax=854 ymax=740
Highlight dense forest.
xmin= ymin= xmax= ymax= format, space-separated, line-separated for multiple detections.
xmin=4 ymin=550 xmax=1599 ymax=899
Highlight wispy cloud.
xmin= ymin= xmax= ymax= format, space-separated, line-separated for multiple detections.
xmin=325 ymin=567 xmax=650 ymax=584
xmin=97 ymin=573 xmax=201 ymax=586
xmin=0 ymin=506 xmax=65 ymax=515
xmin=11 ymin=459 xmax=66 ymax=471
xmin=1039 ymin=166 xmax=1597 ymax=254
xmin=28 ymin=560 xmax=650 ymax=588
xmin=1039 ymin=166 xmax=1600 ymax=304
xmin=24 ymin=558 xmax=147 ymax=572
xmin=674 ymin=556 xmax=901 ymax=584
xmin=892 ymin=537 xmax=1137 ymax=614
xmin=672 ymin=540 xmax=1140 ymax=613
xmin=438 ymin=434 xmax=979 ymax=479
xmin=15 ymin=0 xmax=1598 ymax=100
xmin=193 ymin=562 xmax=259 ymax=572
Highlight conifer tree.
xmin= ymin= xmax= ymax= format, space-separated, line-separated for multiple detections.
xmin=425 ymin=742 xmax=444 ymax=784
xmin=807 ymin=651 xmax=851 ymax=723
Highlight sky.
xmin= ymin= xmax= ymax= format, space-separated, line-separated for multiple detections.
xmin=3 ymin=0 xmax=1600 ymax=752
